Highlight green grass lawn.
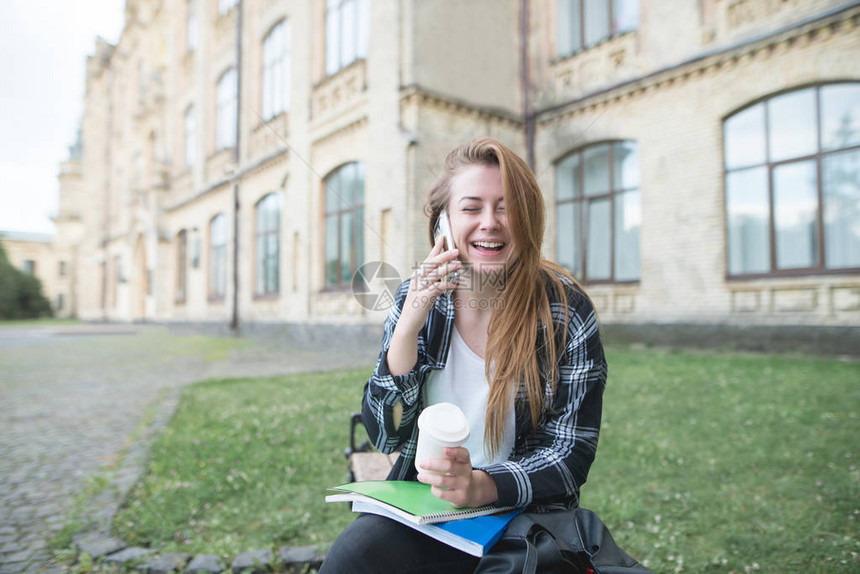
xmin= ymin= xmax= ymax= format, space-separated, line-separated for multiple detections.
xmin=112 ymin=349 xmax=859 ymax=573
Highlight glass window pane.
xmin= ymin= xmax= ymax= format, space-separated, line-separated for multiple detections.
xmin=726 ymin=167 xmax=770 ymax=275
xmin=355 ymin=207 xmax=365 ymax=273
xmin=557 ymin=0 xmax=581 ymax=56
xmin=724 ymin=103 xmax=766 ymax=169
xmin=325 ymin=213 xmax=338 ymax=285
xmin=821 ymin=83 xmax=860 ymax=151
xmin=614 ymin=189 xmax=641 ymax=281
xmin=341 ymin=0 xmax=357 ymax=67
xmin=586 ymin=198 xmax=611 ymax=279
xmin=823 ymin=148 xmax=860 ymax=268
xmin=612 ymin=0 xmax=639 ymax=34
xmin=612 ymin=141 xmax=639 ymax=190
xmin=340 ymin=212 xmax=353 ymax=284
xmin=583 ymin=144 xmax=610 ymax=196
xmin=768 ymin=88 xmax=817 ymax=162
xmin=357 ymin=0 xmax=370 ymax=59
xmin=584 ymin=0 xmax=609 ymax=47
xmin=256 ymin=235 xmax=264 ymax=294
xmin=556 ymin=154 xmax=581 ymax=200
xmin=326 ymin=1 xmax=340 ymax=75
xmin=773 ymin=160 xmax=819 ymax=269
xmin=556 ymin=203 xmax=581 ymax=277
xmin=325 ymin=171 xmax=342 ymax=213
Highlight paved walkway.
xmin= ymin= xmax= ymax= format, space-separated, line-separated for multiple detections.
xmin=0 ymin=324 xmax=381 ymax=573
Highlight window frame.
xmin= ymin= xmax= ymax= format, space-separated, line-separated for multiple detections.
xmin=176 ymin=229 xmax=188 ymax=304
xmin=209 ymin=214 xmax=228 ymax=301
xmin=723 ymin=82 xmax=860 ymax=280
xmin=325 ymin=0 xmax=370 ymax=77
xmin=555 ymin=140 xmax=641 ymax=285
xmin=557 ymin=0 xmax=640 ymax=59
xmin=261 ymin=19 xmax=290 ymax=121
xmin=323 ymin=162 xmax=365 ymax=289
xmin=254 ymin=193 xmax=282 ymax=297
xmin=186 ymin=0 xmax=197 ymax=52
xmin=216 ymin=68 xmax=238 ymax=151
xmin=184 ymin=105 xmax=196 ymax=170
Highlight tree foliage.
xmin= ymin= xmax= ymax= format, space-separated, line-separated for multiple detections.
xmin=0 ymin=242 xmax=53 ymax=319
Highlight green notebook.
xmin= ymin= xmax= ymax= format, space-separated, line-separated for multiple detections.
xmin=326 ymin=480 xmax=516 ymax=525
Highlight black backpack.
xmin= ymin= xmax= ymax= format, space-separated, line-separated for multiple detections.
xmin=475 ymin=508 xmax=653 ymax=574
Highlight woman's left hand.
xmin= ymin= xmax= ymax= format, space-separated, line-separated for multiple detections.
xmin=417 ymin=447 xmax=499 ymax=508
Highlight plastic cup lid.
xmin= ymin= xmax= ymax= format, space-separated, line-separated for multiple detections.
xmin=418 ymin=402 xmax=470 ymax=443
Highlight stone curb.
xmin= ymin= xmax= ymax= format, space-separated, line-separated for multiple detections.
xmin=72 ymin=534 xmax=324 ymax=573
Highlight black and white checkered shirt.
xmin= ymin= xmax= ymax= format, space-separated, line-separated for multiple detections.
xmin=361 ymin=271 xmax=607 ymax=510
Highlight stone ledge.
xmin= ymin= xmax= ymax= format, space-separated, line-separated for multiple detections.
xmin=69 ymin=534 xmax=324 ymax=573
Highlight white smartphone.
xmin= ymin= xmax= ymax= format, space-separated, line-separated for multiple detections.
xmin=435 ymin=211 xmax=460 ymax=286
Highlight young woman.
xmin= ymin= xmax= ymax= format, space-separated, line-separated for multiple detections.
xmin=321 ymin=138 xmax=606 ymax=573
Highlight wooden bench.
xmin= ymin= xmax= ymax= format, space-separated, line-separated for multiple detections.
xmin=345 ymin=413 xmax=400 ymax=482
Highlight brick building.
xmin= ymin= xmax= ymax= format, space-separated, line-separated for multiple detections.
xmin=55 ymin=0 xmax=860 ymax=332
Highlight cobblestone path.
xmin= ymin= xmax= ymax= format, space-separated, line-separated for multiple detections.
xmin=0 ymin=324 xmax=379 ymax=573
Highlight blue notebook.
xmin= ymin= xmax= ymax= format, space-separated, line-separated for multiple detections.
xmin=351 ymin=499 xmax=522 ymax=557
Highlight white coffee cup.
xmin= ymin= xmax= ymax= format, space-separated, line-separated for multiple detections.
xmin=415 ymin=402 xmax=470 ymax=474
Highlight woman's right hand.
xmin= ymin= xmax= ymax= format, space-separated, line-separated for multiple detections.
xmin=399 ymin=237 xmax=461 ymax=335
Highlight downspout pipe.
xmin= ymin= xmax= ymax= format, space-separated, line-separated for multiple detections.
xmin=230 ymin=0 xmax=242 ymax=333
xmin=521 ymin=0 xmax=535 ymax=171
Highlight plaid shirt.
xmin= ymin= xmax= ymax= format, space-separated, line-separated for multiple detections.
xmin=361 ymin=271 xmax=607 ymax=510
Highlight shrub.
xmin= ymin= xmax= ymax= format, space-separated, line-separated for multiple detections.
xmin=0 ymin=242 xmax=53 ymax=319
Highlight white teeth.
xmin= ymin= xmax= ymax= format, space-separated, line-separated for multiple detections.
xmin=473 ymin=241 xmax=504 ymax=249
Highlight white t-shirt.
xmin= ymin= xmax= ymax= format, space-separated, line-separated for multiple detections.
xmin=423 ymin=327 xmax=515 ymax=468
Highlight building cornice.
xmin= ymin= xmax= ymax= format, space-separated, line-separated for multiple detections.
xmin=164 ymin=147 xmax=290 ymax=213
xmin=399 ymin=84 xmax=523 ymax=129
xmin=537 ymin=1 xmax=860 ymax=125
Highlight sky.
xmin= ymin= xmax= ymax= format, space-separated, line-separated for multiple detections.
xmin=0 ymin=1 xmax=125 ymax=235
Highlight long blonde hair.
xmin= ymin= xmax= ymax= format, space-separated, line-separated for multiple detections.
xmin=425 ymin=137 xmax=578 ymax=457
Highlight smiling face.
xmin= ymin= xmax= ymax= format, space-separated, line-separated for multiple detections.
xmin=446 ymin=165 xmax=515 ymax=274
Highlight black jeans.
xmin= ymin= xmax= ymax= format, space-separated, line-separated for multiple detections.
xmin=320 ymin=513 xmax=480 ymax=574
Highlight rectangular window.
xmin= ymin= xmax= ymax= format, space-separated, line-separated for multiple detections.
xmin=210 ymin=215 xmax=227 ymax=299
xmin=326 ymin=0 xmax=370 ymax=76
xmin=557 ymin=0 xmax=638 ymax=57
xmin=823 ymin=148 xmax=860 ymax=268
xmin=23 ymin=260 xmax=35 ymax=275
xmin=186 ymin=0 xmax=197 ymax=51
xmin=216 ymin=68 xmax=238 ymax=150
xmin=726 ymin=167 xmax=770 ymax=275
xmin=262 ymin=21 xmax=290 ymax=120
xmin=184 ymin=106 xmax=196 ymax=169
xmin=58 ymin=260 xmax=66 ymax=277
xmin=773 ymin=161 xmax=819 ymax=270
xmin=176 ymin=230 xmax=187 ymax=303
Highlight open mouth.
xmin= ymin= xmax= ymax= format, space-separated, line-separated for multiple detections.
xmin=471 ymin=241 xmax=506 ymax=254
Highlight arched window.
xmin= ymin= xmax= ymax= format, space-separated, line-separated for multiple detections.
xmin=255 ymin=193 xmax=282 ymax=295
xmin=209 ymin=214 xmax=227 ymax=299
xmin=216 ymin=68 xmax=238 ymax=150
xmin=262 ymin=20 xmax=290 ymax=120
xmin=555 ymin=141 xmax=641 ymax=282
xmin=724 ymin=83 xmax=860 ymax=276
xmin=324 ymin=162 xmax=365 ymax=287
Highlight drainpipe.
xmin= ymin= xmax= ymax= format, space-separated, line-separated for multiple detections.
xmin=521 ymin=0 xmax=535 ymax=171
xmin=230 ymin=0 xmax=242 ymax=333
